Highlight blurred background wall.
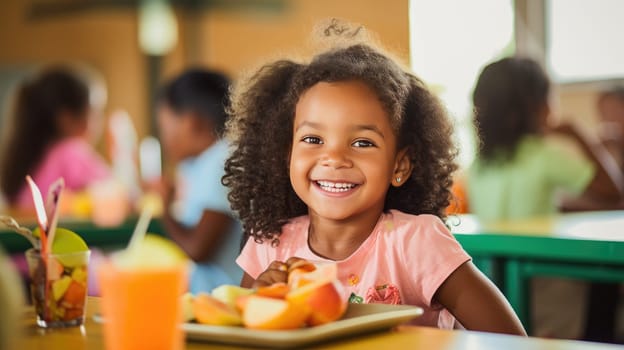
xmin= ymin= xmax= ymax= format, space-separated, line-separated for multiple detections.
xmin=0 ymin=0 xmax=409 ymax=140
xmin=0 ymin=0 xmax=622 ymax=166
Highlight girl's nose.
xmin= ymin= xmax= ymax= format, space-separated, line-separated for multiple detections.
xmin=320 ymin=147 xmax=352 ymax=168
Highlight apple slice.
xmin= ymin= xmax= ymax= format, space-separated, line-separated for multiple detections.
xmin=192 ymin=293 xmax=242 ymax=326
xmin=242 ymin=295 xmax=308 ymax=330
xmin=180 ymin=293 xmax=195 ymax=322
xmin=288 ymin=262 xmax=337 ymax=290
xmin=256 ymin=282 xmax=289 ymax=299
xmin=287 ymin=260 xmax=316 ymax=274
xmin=211 ymin=285 xmax=254 ymax=308
xmin=286 ymin=280 xmax=347 ymax=326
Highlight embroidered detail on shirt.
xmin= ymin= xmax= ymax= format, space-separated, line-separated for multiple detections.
xmin=365 ymin=283 xmax=402 ymax=304
xmin=347 ymin=273 xmax=359 ymax=286
xmin=349 ymin=292 xmax=364 ymax=304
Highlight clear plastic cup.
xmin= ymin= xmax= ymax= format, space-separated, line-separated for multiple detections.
xmin=25 ymin=248 xmax=91 ymax=328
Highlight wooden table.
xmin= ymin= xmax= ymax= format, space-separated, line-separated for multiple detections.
xmin=451 ymin=211 xmax=624 ymax=331
xmin=16 ymin=298 xmax=623 ymax=350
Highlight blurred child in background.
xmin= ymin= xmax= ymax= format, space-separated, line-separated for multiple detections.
xmin=467 ymin=57 xmax=624 ymax=339
xmin=156 ymin=68 xmax=243 ymax=294
xmin=0 ymin=66 xmax=113 ymax=212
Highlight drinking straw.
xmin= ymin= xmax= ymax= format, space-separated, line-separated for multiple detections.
xmin=127 ymin=203 xmax=154 ymax=252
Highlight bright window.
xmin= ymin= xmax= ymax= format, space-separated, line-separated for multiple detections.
xmin=547 ymin=0 xmax=624 ymax=83
xmin=409 ymin=0 xmax=515 ymax=167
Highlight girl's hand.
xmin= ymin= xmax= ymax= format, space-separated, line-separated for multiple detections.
xmin=252 ymin=257 xmax=311 ymax=288
xmin=253 ymin=260 xmax=289 ymax=287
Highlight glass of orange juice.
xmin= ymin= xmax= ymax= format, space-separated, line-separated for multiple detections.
xmin=98 ymin=235 xmax=188 ymax=350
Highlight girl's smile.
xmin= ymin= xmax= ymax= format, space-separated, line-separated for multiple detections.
xmin=312 ymin=179 xmax=361 ymax=199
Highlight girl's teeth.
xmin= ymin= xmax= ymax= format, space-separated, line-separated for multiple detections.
xmin=316 ymin=181 xmax=356 ymax=192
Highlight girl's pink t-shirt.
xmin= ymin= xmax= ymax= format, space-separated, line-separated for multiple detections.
xmin=237 ymin=209 xmax=471 ymax=329
xmin=15 ymin=137 xmax=111 ymax=207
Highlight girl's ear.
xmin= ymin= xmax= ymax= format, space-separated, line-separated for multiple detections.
xmin=391 ymin=148 xmax=413 ymax=187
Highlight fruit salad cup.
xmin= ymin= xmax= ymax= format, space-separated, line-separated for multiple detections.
xmin=25 ymin=248 xmax=90 ymax=328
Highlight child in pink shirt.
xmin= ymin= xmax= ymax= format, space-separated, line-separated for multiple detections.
xmin=0 ymin=67 xmax=111 ymax=210
xmin=224 ymin=21 xmax=526 ymax=335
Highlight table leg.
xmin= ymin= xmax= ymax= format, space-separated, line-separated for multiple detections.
xmin=505 ymin=259 xmax=530 ymax=333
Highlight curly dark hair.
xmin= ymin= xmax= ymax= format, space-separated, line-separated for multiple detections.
xmin=473 ymin=56 xmax=550 ymax=163
xmin=223 ymin=41 xmax=457 ymax=245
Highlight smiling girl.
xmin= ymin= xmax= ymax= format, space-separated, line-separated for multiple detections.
xmin=222 ymin=21 xmax=525 ymax=335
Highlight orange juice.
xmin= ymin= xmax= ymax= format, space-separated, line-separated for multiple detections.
xmin=98 ymin=262 xmax=187 ymax=350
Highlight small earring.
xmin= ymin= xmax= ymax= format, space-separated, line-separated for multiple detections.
xmin=396 ymin=177 xmax=401 ymax=183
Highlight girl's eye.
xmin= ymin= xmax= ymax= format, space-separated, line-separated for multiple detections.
xmin=353 ymin=139 xmax=375 ymax=148
xmin=302 ymin=136 xmax=322 ymax=144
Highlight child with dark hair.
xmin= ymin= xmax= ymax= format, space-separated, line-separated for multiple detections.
xmin=222 ymin=21 xmax=525 ymax=334
xmin=468 ymin=57 xmax=623 ymax=339
xmin=157 ymin=68 xmax=243 ymax=294
xmin=0 ymin=66 xmax=111 ymax=210
xmin=469 ymin=57 xmax=622 ymax=219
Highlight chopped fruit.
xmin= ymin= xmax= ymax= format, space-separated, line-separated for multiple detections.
xmin=70 ymin=266 xmax=88 ymax=285
xmin=180 ymin=293 xmax=195 ymax=322
xmin=192 ymin=293 xmax=242 ymax=326
xmin=184 ymin=260 xmax=348 ymax=330
xmin=288 ymin=262 xmax=337 ymax=289
xmin=52 ymin=276 xmax=72 ymax=301
xmin=53 ymin=304 xmax=66 ymax=319
xmin=235 ymin=294 xmax=252 ymax=313
xmin=211 ymin=285 xmax=254 ymax=308
xmin=287 ymin=260 xmax=316 ymax=274
xmin=62 ymin=281 xmax=86 ymax=307
xmin=286 ymin=280 xmax=346 ymax=326
xmin=256 ymin=282 xmax=289 ymax=299
xmin=242 ymin=295 xmax=308 ymax=330
xmin=47 ymin=257 xmax=64 ymax=281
